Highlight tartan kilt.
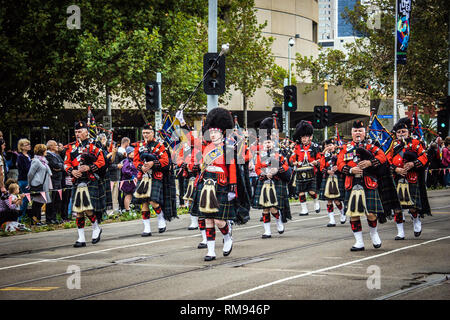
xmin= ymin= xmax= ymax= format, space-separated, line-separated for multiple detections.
xmin=294 ymin=174 xmax=317 ymax=194
xmin=162 ymin=171 xmax=178 ymax=221
xmin=394 ymin=178 xmax=422 ymax=210
xmin=133 ymin=177 xmax=164 ymax=205
xmin=71 ymin=180 xmax=106 ymax=213
xmin=344 ymin=184 xmax=384 ymax=216
xmin=252 ymin=178 xmax=289 ymax=213
xmin=319 ymin=173 xmax=345 ymax=201
xmin=188 ymin=171 xmax=236 ymax=221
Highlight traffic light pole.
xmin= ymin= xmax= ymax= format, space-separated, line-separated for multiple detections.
xmin=207 ymin=0 xmax=218 ymax=113
xmin=324 ymin=82 xmax=328 ymax=140
xmin=155 ymin=72 xmax=162 ymax=131
xmin=284 ymin=78 xmax=289 ymax=136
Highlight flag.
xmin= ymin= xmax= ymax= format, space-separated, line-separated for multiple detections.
xmin=369 ymin=115 xmax=394 ymax=154
xmin=412 ymin=109 xmax=424 ymax=140
xmin=158 ymin=115 xmax=179 ymax=150
xmin=396 ymin=0 xmax=411 ymax=65
xmin=335 ymin=124 xmax=343 ymax=147
xmin=87 ymin=105 xmax=98 ymax=138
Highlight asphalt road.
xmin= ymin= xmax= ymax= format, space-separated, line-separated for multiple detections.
xmin=0 ymin=189 xmax=449 ymax=304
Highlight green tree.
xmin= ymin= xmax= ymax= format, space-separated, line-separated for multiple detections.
xmin=295 ymin=0 xmax=449 ymax=107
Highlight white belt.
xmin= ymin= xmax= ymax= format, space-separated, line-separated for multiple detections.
xmin=206 ymin=165 xmax=224 ymax=173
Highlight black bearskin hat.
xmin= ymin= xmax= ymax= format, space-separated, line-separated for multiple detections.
xmin=203 ymin=107 xmax=234 ymax=134
xmin=392 ymin=117 xmax=412 ymax=133
xmin=143 ymin=123 xmax=154 ymax=131
xmin=293 ymin=120 xmax=313 ymax=142
xmin=259 ymin=117 xmax=274 ymax=141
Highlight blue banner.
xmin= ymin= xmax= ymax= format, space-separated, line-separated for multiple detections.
xmin=158 ymin=115 xmax=179 ymax=150
xmin=369 ymin=115 xmax=394 ymax=154
xmin=396 ymin=0 xmax=411 ymax=65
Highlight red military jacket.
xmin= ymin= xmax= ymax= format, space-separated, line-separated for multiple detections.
xmin=337 ymin=140 xmax=386 ymax=190
xmin=386 ymin=138 xmax=427 ymax=183
xmin=133 ymin=138 xmax=169 ymax=181
xmin=289 ymin=142 xmax=322 ymax=174
xmin=255 ymin=149 xmax=289 ymax=180
xmin=64 ymin=138 xmax=106 ymax=182
xmin=191 ymin=141 xmax=237 ymax=188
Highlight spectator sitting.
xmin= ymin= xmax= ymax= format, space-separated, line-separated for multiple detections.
xmin=0 ymin=183 xmax=29 ymax=232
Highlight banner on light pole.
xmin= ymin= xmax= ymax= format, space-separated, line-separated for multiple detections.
xmin=396 ymin=0 xmax=411 ymax=65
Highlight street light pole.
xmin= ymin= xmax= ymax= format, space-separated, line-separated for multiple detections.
xmin=324 ymin=81 xmax=328 ymax=140
xmin=286 ymin=37 xmax=295 ymax=137
xmin=207 ymin=0 xmax=218 ymax=113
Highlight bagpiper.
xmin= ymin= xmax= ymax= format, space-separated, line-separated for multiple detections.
xmin=188 ymin=107 xmax=236 ymax=261
xmin=387 ymin=117 xmax=430 ymax=240
xmin=252 ymin=116 xmax=291 ymax=238
xmin=133 ymin=123 xmax=174 ymax=236
xmin=290 ymin=120 xmax=322 ymax=216
xmin=319 ymin=138 xmax=346 ymax=227
xmin=337 ymin=120 xmax=386 ymax=251
xmin=64 ymin=121 xmax=106 ymax=248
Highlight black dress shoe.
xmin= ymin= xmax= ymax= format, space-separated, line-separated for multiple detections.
xmin=73 ymin=241 xmax=86 ymax=248
xmin=158 ymin=227 xmax=166 ymax=233
xmin=414 ymin=231 xmax=422 ymax=237
xmin=204 ymin=255 xmax=216 ymax=261
xmin=92 ymin=228 xmax=102 ymax=244
xmin=327 ymin=223 xmax=336 ymax=227
xmin=299 ymin=213 xmax=309 ymax=216
xmin=141 ymin=232 xmax=152 ymax=237
xmin=395 ymin=236 xmax=405 ymax=240
xmin=261 ymin=234 xmax=272 ymax=239
xmin=373 ymin=243 xmax=382 ymax=249
xmin=350 ymin=246 xmax=365 ymax=252
xmin=197 ymin=242 xmax=207 ymax=249
xmin=278 ymin=229 xmax=285 ymax=234
xmin=223 ymin=245 xmax=232 ymax=257
xmin=188 ymin=226 xmax=198 ymax=230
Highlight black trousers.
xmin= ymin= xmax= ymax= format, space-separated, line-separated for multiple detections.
xmin=30 ymin=202 xmax=44 ymax=222
xmin=0 ymin=210 xmax=19 ymax=225
xmin=46 ymin=190 xmax=62 ymax=222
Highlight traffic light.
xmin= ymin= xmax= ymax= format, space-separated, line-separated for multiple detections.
xmin=145 ymin=81 xmax=159 ymax=111
xmin=313 ymin=105 xmax=324 ymax=129
xmin=203 ymin=53 xmax=226 ymax=95
xmin=283 ymin=85 xmax=297 ymax=112
xmin=272 ymin=107 xmax=283 ymax=131
xmin=437 ymin=109 xmax=448 ymax=137
xmin=322 ymin=105 xmax=332 ymax=126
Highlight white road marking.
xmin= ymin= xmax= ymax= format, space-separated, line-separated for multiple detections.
xmin=0 ymin=215 xmax=328 ymax=272
xmin=217 ymin=235 xmax=450 ymax=300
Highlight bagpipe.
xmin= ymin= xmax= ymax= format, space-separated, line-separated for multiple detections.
xmin=345 ymin=144 xmax=377 ymax=217
xmin=258 ymin=150 xmax=280 ymax=208
xmin=323 ymin=154 xmax=340 ymax=199
xmin=133 ymin=147 xmax=161 ymax=200
xmin=393 ymin=138 xmax=419 ymax=207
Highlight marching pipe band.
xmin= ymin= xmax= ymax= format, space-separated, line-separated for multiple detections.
xmin=62 ymin=110 xmax=432 ymax=261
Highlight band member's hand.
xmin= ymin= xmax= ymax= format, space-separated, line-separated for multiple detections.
xmin=350 ymin=166 xmax=363 ymax=175
xmin=403 ymin=162 xmax=414 ymax=171
xmin=327 ymin=170 xmax=334 ymax=176
xmin=72 ymin=169 xmax=82 ymax=178
xmin=227 ymin=192 xmax=236 ymax=201
xmin=79 ymin=165 xmax=90 ymax=172
xmin=267 ymin=173 xmax=273 ymax=179
xmin=358 ymin=160 xmax=372 ymax=169
xmin=395 ymin=167 xmax=407 ymax=176
xmin=293 ymin=161 xmax=298 ymax=166
xmin=332 ymin=165 xmax=338 ymax=172
xmin=311 ymin=160 xmax=319 ymax=166
xmin=269 ymin=167 xmax=278 ymax=175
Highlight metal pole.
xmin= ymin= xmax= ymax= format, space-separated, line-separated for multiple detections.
xmin=324 ymin=81 xmax=328 ymax=140
xmin=207 ymin=0 xmax=218 ymax=113
xmin=106 ymin=87 xmax=112 ymax=130
xmin=393 ymin=0 xmax=398 ymax=124
xmin=284 ymin=78 xmax=289 ymax=136
xmin=155 ymin=72 xmax=162 ymax=131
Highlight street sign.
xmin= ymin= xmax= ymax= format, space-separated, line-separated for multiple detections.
xmin=378 ymin=115 xmax=393 ymax=119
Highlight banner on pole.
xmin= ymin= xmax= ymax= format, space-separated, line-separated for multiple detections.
xmin=396 ymin=0 xmax=411 ymax=65
xmin=369 ymin=115 xmax=394 ymax=154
